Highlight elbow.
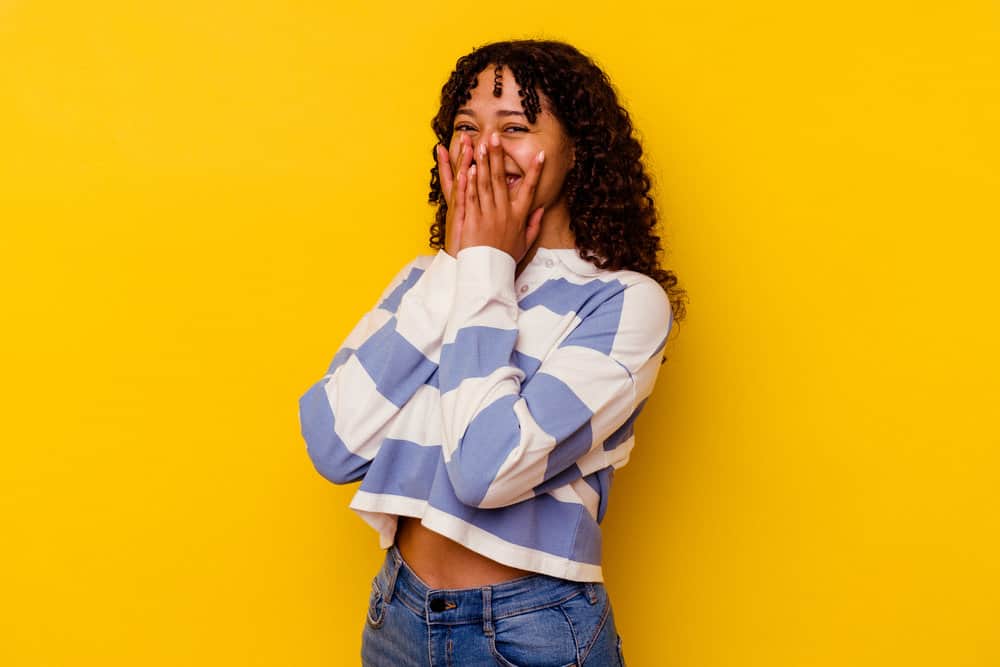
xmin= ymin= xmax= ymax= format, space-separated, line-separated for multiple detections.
xmin=445 ymin=455 xmax=527 ymax=509
xmin=444 ymin=457 xmax=497 ymax=508
xmin=309 ymin=451 xmax=367 ymax=486
xmin=298 ymin=379 xmax=368 ymax=485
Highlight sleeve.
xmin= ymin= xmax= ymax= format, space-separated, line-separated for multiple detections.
xmin=298 ymin=249 xmax=456 ymax=485
xmin=438 ymin=245 xmax=673 ymax=509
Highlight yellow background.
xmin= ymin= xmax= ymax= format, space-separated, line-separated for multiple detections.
xmin=2 ymin=1 xmax=998 ymax=665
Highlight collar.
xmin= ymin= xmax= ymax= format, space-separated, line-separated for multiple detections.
xmin=534 ymin=246 xmax=604 ymax=276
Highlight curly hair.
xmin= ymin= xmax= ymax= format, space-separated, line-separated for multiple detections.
xmin=427 ymin=39 xmax=688 ymax=329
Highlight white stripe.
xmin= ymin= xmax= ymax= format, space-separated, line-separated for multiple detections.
xmin=611 ymin=277 xmax=672 ymax=373
xmin=383 ymin=384 xmax=443 ymax=446
xmin=439 ymin=367 xmax=523 ymax=459
xmin=331 ymin=356 xmax=405 ymax=458
xmin=336 ymin=307 xmax=393 ymax=356
xmin=547 ymin=479 xmax=600 ymax=522
xmin=393 ymin=251 xmax=457 ymax=363
xmin=513 ymin=306 xmax=577 ymax=360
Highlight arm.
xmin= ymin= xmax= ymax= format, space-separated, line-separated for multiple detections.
xmin=298 ymin=249 xmax=456 ymax=484
xmin=438 ymin=245 xmax=673 ymax=508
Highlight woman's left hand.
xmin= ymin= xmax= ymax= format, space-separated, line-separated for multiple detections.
xmin=459 ymin=131 xmax=546 ymax=264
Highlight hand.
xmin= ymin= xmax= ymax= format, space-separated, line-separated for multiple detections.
xmin=436 ymin=135 xmax=474 ymax=258
xmin=461 ymin=131 xmax=545 ymax=264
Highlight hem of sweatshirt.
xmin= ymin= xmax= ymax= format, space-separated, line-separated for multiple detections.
xmin=348 ymin=490 xmax=604 ymax=583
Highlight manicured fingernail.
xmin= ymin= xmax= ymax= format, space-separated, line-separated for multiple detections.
xmin=490 ymin=131 xmax=500 ymax=146
xmin=537 ymin=150 xmax=545 ymax=163
xmin=479 ymin=142 xmax=486 ymax=157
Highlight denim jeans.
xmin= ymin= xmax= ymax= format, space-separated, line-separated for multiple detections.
xmin=361 ymin=543 xmax=626 ymax=666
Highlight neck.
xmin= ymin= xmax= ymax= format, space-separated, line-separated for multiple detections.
xmin=516 ymin=199 xmax=574 ymax=277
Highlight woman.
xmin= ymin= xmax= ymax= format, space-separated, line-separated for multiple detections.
xmin=299 ymin=39 xmax=687 ymax=666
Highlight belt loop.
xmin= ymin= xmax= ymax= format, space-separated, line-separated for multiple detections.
xmin=584 ymin=583 xmax=597 ymax=605
xmin=383 ymin=546 xmax=403 ymax=604
xmin=481 ymin=586 xmax=494 ymax=636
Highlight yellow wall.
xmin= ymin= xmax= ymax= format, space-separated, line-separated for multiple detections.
xmin=2 ymin=1 xmax=997 ymax=665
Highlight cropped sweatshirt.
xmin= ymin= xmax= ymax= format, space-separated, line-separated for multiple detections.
xmin=297 ymin=244 xmax=672 ymax=582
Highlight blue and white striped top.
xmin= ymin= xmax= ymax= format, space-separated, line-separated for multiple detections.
xmin=298 ymin=244 xmax=672 ymax=582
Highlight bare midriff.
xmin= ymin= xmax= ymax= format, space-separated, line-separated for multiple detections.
xmin=393 ymin=516 xmax=535 ymax=589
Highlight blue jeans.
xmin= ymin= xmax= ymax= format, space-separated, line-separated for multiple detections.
xmin=361 ymin=543 xmax=626 ymax=666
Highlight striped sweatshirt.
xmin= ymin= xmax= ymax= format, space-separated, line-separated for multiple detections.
xmin=297 ymin=244 xmax=673 ymax=582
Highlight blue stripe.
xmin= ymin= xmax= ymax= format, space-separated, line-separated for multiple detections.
xmin=324 ymin=347 xmax=355 ymax=375
xmin=298 ymin=378 xmax=370 ymax=484
xmin=446 ymin=394 xmax=521 ymax=507
xmin=357 ymin=438 xmax=442 ymax=497
xmin=512 ymin=349 xmax=542 ymax=382
xmin=570 ymin=509 xmax=603 ymax=564
xmin=531 ymin=462 xmax=584 ymax=496
xmin=523 ymin=373 xmax=595 ymax=477
xmin=556 ymin=288 xmax=625 ymax=356
xmin=518 ymin=277 xmax=625 ymax=316
xmin=354 ymin=317 xmax=438 ymax=408
xmin=378 ymin=266 xmax=424 ymax=313
xmin=439 ymin=326 xmax=518 ymax=394
xmin=603 ymin=397 xmax=648 ymax=451
xmin=447 ymin=372 xmax=594 ymax=507
xmin=593 ymin=466 xmax=614 ymax=524
xmin=427 ymin=454 xmax=602 ymax=562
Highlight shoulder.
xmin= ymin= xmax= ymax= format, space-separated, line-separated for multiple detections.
xmin=587 ymin=267 xmax=673 ymax=373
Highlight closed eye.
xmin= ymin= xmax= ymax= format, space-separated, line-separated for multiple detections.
xmin=454 ymin=124 xmax=529 ymax=133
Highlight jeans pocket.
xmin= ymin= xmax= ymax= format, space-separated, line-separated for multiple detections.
xmin=557 ymin=586 xmax=611 ymax=665
xmin=487 ymin=601 xmax=578 ymax=667
xmin=365 ymin=576 xmax=386 ymax=629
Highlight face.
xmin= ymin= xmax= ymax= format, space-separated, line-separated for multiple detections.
xmin=448 ymin=64 xmax=575 ymax=210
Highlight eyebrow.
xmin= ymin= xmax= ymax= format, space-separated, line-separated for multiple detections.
xmin=455 ymin=108 xmax=527 ymax=119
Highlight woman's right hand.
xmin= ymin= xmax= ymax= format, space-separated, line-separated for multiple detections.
xmin=436 ymin=135 xmax=473 ymax=258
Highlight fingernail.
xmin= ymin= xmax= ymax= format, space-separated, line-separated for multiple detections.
xmin=490 ymin=131 xmax=500 ymax=146
xmin=537 ymin=150 xmax=545 ymax=163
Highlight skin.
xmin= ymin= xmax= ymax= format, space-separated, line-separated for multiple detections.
xmin=435 ymin=64 xmax=577 ymax=277
xmin=394 ymin=65 xmax=581 ymax=588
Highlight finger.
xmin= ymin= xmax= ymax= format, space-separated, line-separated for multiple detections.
xmin=451 ymin=141 xmax=469 ymax=208
xmin=515 ymin=149 xmax=546 ymax=212
xmin=455 ymin=159 xmax=467 ymax=230
xmin=460 ymin=134 xmax=474 ymax=180
xmin=437 ymin=144 xmax=453 ymax=203
xmin=467 ymin=163 xmax=479 ymax=216
xmin=487 ymin=131 xmax=507 ymax=210
xmin=525 ymin=206 xmax=545 ymax=249
xmin=476 ymin=140 xmax=494 ymax=214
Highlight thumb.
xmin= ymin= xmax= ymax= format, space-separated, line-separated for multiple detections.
xmin=525 ymin=206 xmax=544 ymax=248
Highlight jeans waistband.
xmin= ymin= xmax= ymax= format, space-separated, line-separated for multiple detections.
xmin=375 ymin=543 xmax=600 ymax=625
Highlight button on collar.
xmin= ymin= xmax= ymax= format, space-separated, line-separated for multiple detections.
xmin=518 ymin=284 xmax=529 ymax=294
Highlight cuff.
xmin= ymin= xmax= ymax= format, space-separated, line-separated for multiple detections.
xmin=446 ymin=245 xmax=519 ymax=337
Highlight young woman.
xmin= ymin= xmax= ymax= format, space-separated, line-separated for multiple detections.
xmin=299 ymin=39 xmax=686 ymax=666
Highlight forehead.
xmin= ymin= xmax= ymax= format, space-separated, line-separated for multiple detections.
xmin=460 ymin=65 xmax=552 ymax=117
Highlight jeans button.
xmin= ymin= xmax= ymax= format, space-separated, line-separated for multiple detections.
xmin=430 ymin=598 xmax=446 ymax=612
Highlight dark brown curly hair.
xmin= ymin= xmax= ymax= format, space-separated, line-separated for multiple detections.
xmin=427 ymin=39 xmax=688 ymax=328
